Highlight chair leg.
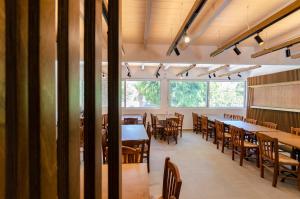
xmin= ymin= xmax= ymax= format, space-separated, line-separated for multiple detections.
xmin=256 ymin=148 xmax=260 ymax=168
xmin=272 ymin=166 xmax=279 ymax=187
xmin=240 ymin=148 xmax=244 ymax=166
xmin=216 ymin=140 xmax=219 ymax=149
xmin=147 ymin=155 xmax=150 ymax=173
xmin=232 ymin=147 xmax=235 ymax=161
xmin=260 ymin=163 xmax=265 ymax=178
xmin=297 ymin=165 xmax=300 ymax=190
xmin=221 ymin=139 xmax=225 ymax=153
xmin=206 ymin=132 xmax=208 ymax=141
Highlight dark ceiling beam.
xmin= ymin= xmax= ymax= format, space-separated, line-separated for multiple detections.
xmin=210 ymin=0 xmax=300 ymax=57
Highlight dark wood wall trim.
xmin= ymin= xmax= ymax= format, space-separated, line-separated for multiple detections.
xmin=57 ymin=0 xmax=80 ymax=198
xmin=5 ymin=0 xmax=18 ymax=198
xmin=107 ymin=0 xmax=122 ymax=199
xmin=84 ymin=0 xmax=102 ymax=198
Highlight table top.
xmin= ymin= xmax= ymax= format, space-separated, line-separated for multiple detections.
xmin=122 ymin=114 xmax=143 ymax=121
xmin=122 ymin=125 xmax=149 ymax=142
xmin=80 ymin=163 xmax=150 ymax=199
xmin=156 ymin=114 xmax=178 ymax=121
xmin=207 ymin=115 xmax=234 ymax=123
xmin=260 ymin=131 xmax=300 ymax=149
xmin=224 ymin=121 xmax=278 ymax=132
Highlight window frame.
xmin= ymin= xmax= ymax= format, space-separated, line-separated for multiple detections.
xmin=208 ymin=80 xmax=246 ymax=109
xmin=122 ymin=78 xmax=162 ymax=109
xmin=168 ymin=79 xmax=208 ymax=108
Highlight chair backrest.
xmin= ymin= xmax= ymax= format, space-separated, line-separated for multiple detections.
xmin=224 ymin=113 xmax=232 ymax=119
xmin=201 ymin=115 xmax=208 ymax=131
xmin=262 ymin=122 xmax=278 ymax=129
xmin=124 ymin=117 xmax=138 ymax=125
xmin=244 ymin=118 xmax=257 ymax=125
xmin=175 ymin=112 xmax=179 ymax=117
xmin=146 ymin=122 xmax=152 ymax=143
xmin=232 ymin=114 xmax=243 ymax=121
xmin=291 ymin=127 xmax=300 ymax=136
xmin=102 ymin=114 xmax=108 ymax=129
xmin=143 ymin=112 xmax=147 ymax=127
xmin=166 ymin=118 xmax=179 ymax=131
xmin=256 ymin=132 xmax=279 ymax=163
xmin=230 ymin=125 xmax=244 ymax=147
xmin=215 ymin=120 xmax=224 ymax=140
xmin=177 ymin=113 xmax=184 ymax=126
xmin=122 ymin=145 xmax=142 ymax=163
xmin=162 ymin=157 xmax=182 ymax=199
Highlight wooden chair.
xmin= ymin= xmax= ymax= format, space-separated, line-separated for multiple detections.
xmin=232 ymin=114 xmax=243 ymax=121
xmin=124 ymin=117 xmax=138 ymax=125
xmin=142 ymin=112 xmax=147 ymax=127
xmin=175 ymin=113 xmax=184 ymax=137
xmin=192 ymin=112 xmax=198 ymax=133
xmin=230 ymin=125 xmax=259 ymax=167
xmin=122 ymin=142 xmax=145 ymax=163
xmin=256 ymin=133 xmax=300 ymax=189
xmin=102 ymin=113 xmax=108 ymax=129
xmin=163 ymin=118 xmax=179 ymax=144
xmin=215 ymin=120 xmax=231 ymax=153
xmin=224 ymin=113 xmax=232 ymax=119
xmin=201 ymin=115 xmax=213 ymax=141
xmin=143 ymin=122 xmax=152 ymax=172
xmin=244 ymin=118 xmax=257 ymax=125
xmin=151 ymin=114 xmax=164 ymax=139
xmin=159 ymin=157 xmax=182 ymax=199
xmin=262 ymin=122 xmax=278 ymax=129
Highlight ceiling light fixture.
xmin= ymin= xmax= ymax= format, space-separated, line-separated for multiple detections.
xmin=125 ymin=62 xmax=132 ymax=78
xmin=186 ymin=71 xmax=189 ymax=77
xmin=213 ymin=73 xmax=216 ymax=77
xmin=285 ymin=47 xmax=291 ymax=57
xmin=228 ymin=76 xmax=231 ymax=80
xmin=184 ymin=33 xmax=191 ymax=44
xmin=237 ymin=73 xmax=242 ymax=78
xmin=208 ymin=74 xmax=211 ymax=79
xmin=233 ymin=44 xmax=241 ymax=55
xmin=155 ymin=64 xmax=162 ymax=78
xmin=254 ymin=34 xmax=264 ymax=46
xmin=174 ymin=47 xmax=180 ymax=56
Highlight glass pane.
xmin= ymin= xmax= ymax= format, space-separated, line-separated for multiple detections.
xmin=209 ymin=81 xmax=245 ymax=108
xmin=125 ymin=80 xmax=160 ymax=108
xmin=169 ymin=81 xmax=207 ymax=107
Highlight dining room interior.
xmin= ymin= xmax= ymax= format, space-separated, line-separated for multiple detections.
xmin=2 ymin=0 xmax=300 ymax=199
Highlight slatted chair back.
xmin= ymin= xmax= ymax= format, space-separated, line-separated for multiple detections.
xmin=121 ymin=143 xmax=144 ymax=163
xmin=162 ymin=157 xmax=182 ymax=199
xmin=215 ymin=120 xmax=225 ymax=140
xmin=166 ymin=118 xmax=179 ymax=133
xmin=192 ymin=112 xmax=198 ymax=130
xmin=256 ymin=133 xmax=279 ymax=163
xmin=232 ymin=114 xmax=243 ymax=121
xmin=124 ymin=117 xmax=138 ymax=125
xmin=291 ymin=127 xmax=300 ymax=136
xmin=262 ymin=122 xmax=278 ymax=129
xmin=146 ymin=122 xmax=152 ymax=143
xmin=230 ymin=125 xmax=244 ymax=148
xmin=224 ymin=113 xmax=232 ymax=119
xmin=143 ymin=112 xmax=147 ymax=127
xmin=201 ymin=115 xmax=208 ymax=131
xmin=244 ymin=118 xmax=257 ymax=125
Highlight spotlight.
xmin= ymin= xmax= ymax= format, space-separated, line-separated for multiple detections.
xmin=237 ymin=73 xmax=242 ymax=78
xmin=186 ymin=71 xmax=189 ymax=77
xmin=254 ymin=34 xmax=264 ymax=46
xmin=208 ymin=74 xmax=211 ymax=79
xmin=127 ymin=72 xmax=131 ymax=78
xmin=233 ymin=45 xmax=241 ymax=55
xmin=102 ymin=73 xmax=105 ymax=78
xmin=285 ymin=48 xmax=291 ymax=57
xmin=174 ymin=48 xmax=180 ymax=56
xmin=184 ymin=33 xmax=191 ymax=44
xmin=228 ymin=76 xmax=231 ymax=80
xmin=213 ymin=73 xmax=216 ymax=77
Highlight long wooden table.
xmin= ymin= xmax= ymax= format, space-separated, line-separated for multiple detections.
xmin=80 ymin=163 xmax=150 ymax=199
xmin=122 ymin=124 xmax=149 ymax=143
xmin=259 ymin=131 xmax=300 ymax=149
xmin=224 ymin=121 xmax=278 ymax=132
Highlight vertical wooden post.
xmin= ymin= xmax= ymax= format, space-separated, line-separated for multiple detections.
xmin=57 ymin=0 xmax=80 ymax=198
xmin=108 ymin=0 xmax=122 ymax=199
xmin=84 ymin=0 xmax=102 ymax=198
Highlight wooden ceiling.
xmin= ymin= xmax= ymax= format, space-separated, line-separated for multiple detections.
xmin=121 ymin=0 xmax=300 ymax=46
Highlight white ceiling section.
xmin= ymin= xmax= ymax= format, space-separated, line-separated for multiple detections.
xmin=99 ymin=0 xmax=300 ymax=77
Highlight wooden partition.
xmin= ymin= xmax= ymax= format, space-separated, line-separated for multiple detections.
xmin=247 ymin=69 xmax=300 ymax=132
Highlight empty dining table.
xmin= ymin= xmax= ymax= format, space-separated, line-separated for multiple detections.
xmin=260 ymin=130 xmax=300 ymax=149
xmin=122 ymin=124 xmax=149 ymax=143
xmin=224 ymin=120 xmax=278 ymax=132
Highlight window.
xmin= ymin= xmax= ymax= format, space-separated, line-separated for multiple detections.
xmin=209 ymin=81 xmax=245 ymax=108
xmin=125 ymin=80 xmax=160 ymax=108
xmin=169 ymin=80 xmax=207 ymax=107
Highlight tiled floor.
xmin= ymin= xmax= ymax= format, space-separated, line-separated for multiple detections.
xmin=149 ymin=131 xmax=300 ymax=199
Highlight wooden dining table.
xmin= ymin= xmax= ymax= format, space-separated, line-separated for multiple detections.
xmin=259 ymin=131 xmax=300 ymax=150
xmin=122 ymin=124 xmax=149 ymax=143
xmin=122 ymin=114 xmax=143 ymax=123
xmin=80 ymin=163 xmax=150 ymax=199
xmin=223 ymin=120 xmax=279 ymax=132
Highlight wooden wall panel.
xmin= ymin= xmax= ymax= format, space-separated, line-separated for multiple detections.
xmin=57 ymin=0 xmax=80 ymax=198
xmin=0 ymin=0 xmax=5 ymax=198
xmin=83 ymin=0 xmax=102 ymax=198
xmin=39 ymin=0 xmax=57 ymax=198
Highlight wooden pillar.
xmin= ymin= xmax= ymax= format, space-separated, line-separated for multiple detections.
xmin=83 ymin=0 xmax=102 ymax=198
xmin=57 ymin=0 xmax=80 ymax=198
xmin=4 ymin=0 xmax=57 ymax=198
xmin=108 ymin=0 xmax=122 ymax=199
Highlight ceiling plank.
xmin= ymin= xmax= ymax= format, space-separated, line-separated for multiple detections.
xmin=218 ymin=65 xmax=261 ymax=77
xmin=176 ymin=64 xmax=196 ymax=76
xmin=210 ymin=0 xmax=300 ymax=57
xmin=291 ymin=53 xmax=300 ymax=59
xmin=251 ymin=36 xmax=300 ymax=58
xmin=198 ymin=64 xmax=229 ymax=77
xmin=144 ymin=0 xmax=152 ymax=48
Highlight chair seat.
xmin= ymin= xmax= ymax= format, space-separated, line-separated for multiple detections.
xmin=279 ymin=143 xmax=293 ymax=153
xmin=279 ymin=153 xmax=299 ymax=166
xmin=224 ymin=132 xmax=231 ymax=138
xmin=244 ymin=141 xmax=258 ymax=148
